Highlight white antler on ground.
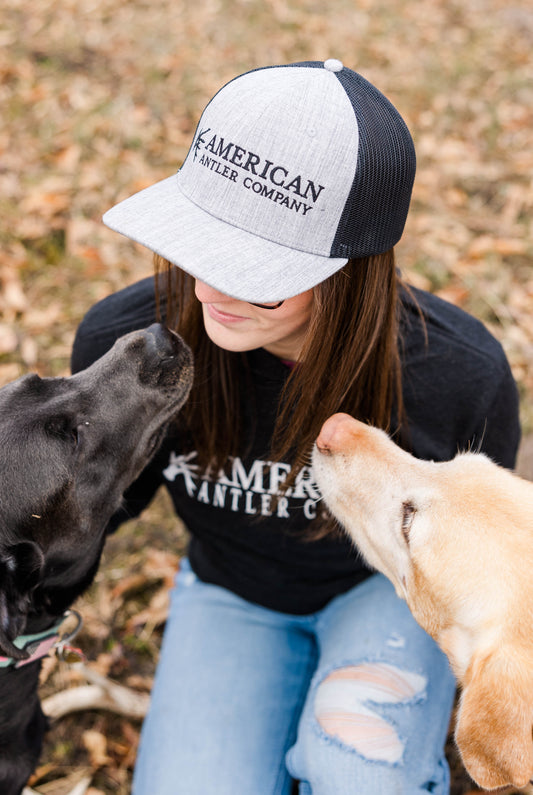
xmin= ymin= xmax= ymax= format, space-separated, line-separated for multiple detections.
xmin=42 ymin=664 xmax=150 ymax=720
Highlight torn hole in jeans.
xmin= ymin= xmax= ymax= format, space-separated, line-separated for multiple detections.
xmin=314 ymin=662 xmax=427 ymax=763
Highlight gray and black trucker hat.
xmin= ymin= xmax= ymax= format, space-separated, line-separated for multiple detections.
xmin=103 ymin=59 xmax=416 ymax=303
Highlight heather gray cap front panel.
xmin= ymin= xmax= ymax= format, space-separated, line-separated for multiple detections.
xmin=178 ymin=66 xmax=358 ymax=258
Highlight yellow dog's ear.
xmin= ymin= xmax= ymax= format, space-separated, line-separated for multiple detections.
xmin=455 ymin=653 xmax=533 ymax=790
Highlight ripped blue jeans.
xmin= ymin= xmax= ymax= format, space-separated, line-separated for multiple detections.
xmin=133 ymin=559 xmax=456 ymax=794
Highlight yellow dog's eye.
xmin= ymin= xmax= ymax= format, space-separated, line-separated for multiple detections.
xmin=401 ymin=501 xmax=416 ymax=543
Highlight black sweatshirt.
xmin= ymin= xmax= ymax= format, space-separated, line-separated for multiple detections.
xmin=71 ymin=277 xmax=521 ymax=614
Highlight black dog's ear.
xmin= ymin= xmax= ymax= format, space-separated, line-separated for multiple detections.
xmin=0 ymin=541 xmax=45 ymax=660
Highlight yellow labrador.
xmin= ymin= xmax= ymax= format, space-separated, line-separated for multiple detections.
xmin=312 ymin=413 xmax=533 ymax=792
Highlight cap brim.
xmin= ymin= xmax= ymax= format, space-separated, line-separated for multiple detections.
xmin=103 ymin=174 xmax=348 ymax=303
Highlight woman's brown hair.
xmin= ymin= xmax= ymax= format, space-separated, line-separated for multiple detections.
xmin=155 ymin=251 xmax=404 ymax=493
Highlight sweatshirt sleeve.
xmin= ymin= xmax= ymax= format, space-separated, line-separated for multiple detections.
xmin=400 ymin=285 xmax=521 ymax=470
xmin=470 ymin=354 xmax=521 ymax=470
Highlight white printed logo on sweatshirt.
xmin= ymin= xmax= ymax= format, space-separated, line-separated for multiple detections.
xmin=163 ymin=450 xmax=321 ymax=520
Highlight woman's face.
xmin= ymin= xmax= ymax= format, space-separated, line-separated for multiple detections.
xmin=194 ymin=280 xmax=313 ymax=361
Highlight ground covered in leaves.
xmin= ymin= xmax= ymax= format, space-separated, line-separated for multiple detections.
xmin=1 ymin=0 xmax=532 ymax=792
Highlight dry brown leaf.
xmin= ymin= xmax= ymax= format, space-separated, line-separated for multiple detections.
xmin=125 ymin=585 xmax=170 ymax=632
xmin=143 ymin=548 xmax=180 ymax=587
xmin=110 ymin=572 xmax=152 ymax=601
xmin=435 ymin=286 xmax=470 ymax=307
xmin=82 ymin=730 xmax=111 ymax=768
xmin=0 ymin=363 xmax=23 ymax=387
xmin=53 ymin=144 xmax=82 ymax=171
xmin=125 ymin=674 xmax=153 ymax=692
xmin=88 ymin=654 xmax=115 ymax=678
xmin=0 ymin=323 xmax=18 ymax=354
xmin=1 ymin=276 xmax=28 ymax=313
xmin=467 ymin=236 xmax=528 ymax=258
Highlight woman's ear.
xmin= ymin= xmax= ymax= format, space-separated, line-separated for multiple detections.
xmin=455 ymin=653 xmax=533 ymax=790
xmin=0 ymin=541 xmax=45 ymax=660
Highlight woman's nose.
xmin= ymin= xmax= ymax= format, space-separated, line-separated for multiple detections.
xmin=194 ymin=279 xmax=233 ymax=304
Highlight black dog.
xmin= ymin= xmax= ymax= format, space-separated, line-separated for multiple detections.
xmin=0 ymin=323 xmax=193 ymax=794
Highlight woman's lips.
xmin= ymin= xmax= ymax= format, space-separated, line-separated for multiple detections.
xmin=206 ymin=303 xmax=249 ymax=324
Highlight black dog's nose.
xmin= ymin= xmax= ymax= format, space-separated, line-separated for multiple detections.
xmin=144 ymin=323 xmax=183 ymax=359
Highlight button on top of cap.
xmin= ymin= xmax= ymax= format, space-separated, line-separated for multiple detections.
xmin=324 ymin=59 xmax=344 ymax=73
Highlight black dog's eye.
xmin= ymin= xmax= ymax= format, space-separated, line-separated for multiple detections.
xmin=45 ymin=417 xmax=82 ymax=449
xmin=401 ymin=500 xmax=416 ymax=543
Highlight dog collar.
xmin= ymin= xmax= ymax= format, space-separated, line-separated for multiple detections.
xmin=0 ymin=609 xmax=83 ymax=669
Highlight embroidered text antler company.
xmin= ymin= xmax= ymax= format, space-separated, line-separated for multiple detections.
xmin=193 ymin=128 xmax=325 ymax=217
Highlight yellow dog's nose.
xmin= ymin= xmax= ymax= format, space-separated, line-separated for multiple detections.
xmin=316 ymin=413 xmax=361 ymax=454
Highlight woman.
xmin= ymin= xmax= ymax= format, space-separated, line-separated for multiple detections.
xmin=72 ymin=60 xmax=520 ymax=794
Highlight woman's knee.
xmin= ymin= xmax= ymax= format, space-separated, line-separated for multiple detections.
xmin=288 ymin=657 xmax=453 ymax=793
xmin=313 ymin=660 xmax=428 ymax=763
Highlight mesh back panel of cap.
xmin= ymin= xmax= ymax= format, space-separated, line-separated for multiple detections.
xmin=331 ymin=69 xmax=416 ymax=258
